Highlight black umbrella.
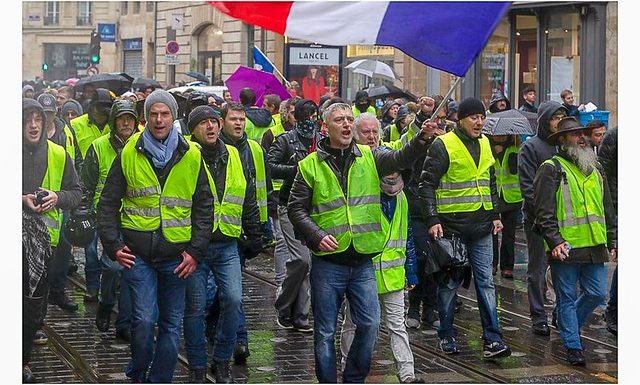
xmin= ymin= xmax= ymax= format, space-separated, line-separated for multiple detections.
xmin=185 ymin=71 xmax=210 ymax=84
xmin=362 ymin=84 xmax=418 ymax=102
xmin=133 ymin=77 xmax=163 ymax=91
xmin=483 ymin=109 xmax=536 ymax=136
xmin=75 ymin=73 xmax=133 ymax=96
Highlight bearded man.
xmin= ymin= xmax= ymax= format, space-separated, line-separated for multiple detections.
xmin=532 ymin=116 xmax=617 ymax=366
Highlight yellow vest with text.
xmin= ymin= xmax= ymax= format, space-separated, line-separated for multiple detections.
xmin=298 ymin=144 xmax=388 ymax=255
xmin=374 ymin=191 xmax=408 ymax=294
xmin=248 ymin=139 xmax=268 ymax=222
xmin=436 ymin=131 xmax=495 ymax=213
xmin=90 ymin=135 xmax=119 ymax=209
xmin=40 ymin=141 xmax=66 ymax=247
xmin=120 ymin=132 xmax=201 ymax=243
xmin=205 ymin=144 xmax=247 ymax=238
xmin=543 ymin=156 xmax=607 ymax=250
xmin=494 ymin=145 xmax=523 ymax=203
xmin=70 ymin=114 xmax=111 ymax=159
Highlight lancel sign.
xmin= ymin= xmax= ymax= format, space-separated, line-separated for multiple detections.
xmin=289 ymin=46 xmax=340 ymax=66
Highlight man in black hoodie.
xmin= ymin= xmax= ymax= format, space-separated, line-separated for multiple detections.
xmin=518 ymin=100 xmax=567 ymax=336
xmin=22 ymin=98 xmax=82 ymax=382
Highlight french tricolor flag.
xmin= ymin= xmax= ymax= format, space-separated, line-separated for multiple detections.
xmin=210 ymin=1 xmax=510 ymax=77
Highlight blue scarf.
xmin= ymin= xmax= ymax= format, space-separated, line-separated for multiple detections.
xmin=142 ymin=120 xmax=180 ymax=168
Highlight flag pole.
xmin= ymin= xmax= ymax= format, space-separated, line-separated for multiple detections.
xmin=254 ymin=44 xmax=290 ymax=87
xmin=429 ymin=76 xmax=463 ymax=122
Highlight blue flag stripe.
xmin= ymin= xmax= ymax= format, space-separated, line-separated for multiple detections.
xmin=376 ymin=2 xmax=510 ymax=77
xmin=253 ymin=47 xmax=275 ymax=73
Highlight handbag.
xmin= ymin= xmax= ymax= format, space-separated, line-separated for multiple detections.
xmin=423 ymin=233 xmax=470 ymax=275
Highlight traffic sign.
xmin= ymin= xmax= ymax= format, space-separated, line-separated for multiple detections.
xmin=166 ymin=40 xmax=180 ymax=55
xmin=86 ymin=65 xmax=99 ymax=75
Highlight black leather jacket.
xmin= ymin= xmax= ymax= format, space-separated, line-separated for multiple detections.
xmin=268 ymin=129 xmax=324 ymax=207
xmin=287 ymin=134 xmax=429 ymax=265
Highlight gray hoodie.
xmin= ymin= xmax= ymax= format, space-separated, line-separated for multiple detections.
xmin=517 ymin=101 xmax=567 ymax=219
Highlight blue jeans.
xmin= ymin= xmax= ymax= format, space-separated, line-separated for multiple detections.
xmin=84 ymin=232 xmax=102 ymax=290
xmin=310 ymin=256 xmax=380 ymax=383
xmin=99 ymin=253 xmax=132 ymax=332
xmin=437 ymin=233 xmax=503 ymax=343
xmin=204 ymin=274 xmax=248 ymax=343
xmin=184 ymin=240 xmax=242 ymax=367
xmin=123 ymin=257 xmax=186 ymax=383
xmin=49 ymin=210 xmax=72 ymax=295
xmin=550 ymin=262 xmax=607 ymax=350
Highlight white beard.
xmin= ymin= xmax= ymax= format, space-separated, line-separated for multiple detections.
xmin=563 ymin=143 xmax=598 ymax=175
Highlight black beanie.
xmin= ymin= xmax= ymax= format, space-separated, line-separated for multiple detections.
xmin=188 ymin=105 xmax=221 ymax=132
xmin=457 ymin=97 xmax=486 ymax=120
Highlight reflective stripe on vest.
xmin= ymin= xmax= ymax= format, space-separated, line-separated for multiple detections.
xmin=63 ymin=125 xmax=76 ymax=163
xmin=543 ymin=156 xmax=607 ymax=250
xmin=248 ymin=139 xmax=268 ymax=222
xmin=435 ymin=131 xmax=495 ymax=213
xmin=120 ymin=132 xmax=200 ymax=243
xmin=91 ymin=135 xmax=118 ymax=209
xmin=298 ymin=144 xmax=388 ymax=256
xmin=373 ymin=191 xmax=408 ymax=294
xmin=70 ymin=113 xmax=110 ymax=158
xmin=41 ymin=141 xmax=66 ymax=247
xmin=205 ymin=144 xmax=247 ymax=238
xmin=494 ymin=145 xmax=523 ymax=203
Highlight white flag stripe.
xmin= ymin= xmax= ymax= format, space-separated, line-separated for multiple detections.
xmin=285 ymin=2 xmax=389 ymax=45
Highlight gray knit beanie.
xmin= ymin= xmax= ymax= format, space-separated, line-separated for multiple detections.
xmin=61 ymin=99 xmax=84 ymax=116
xmin=144 ymin=89 xmax=178 ymax=122
xmin=188 ymin=105 xmax=221 ymax=132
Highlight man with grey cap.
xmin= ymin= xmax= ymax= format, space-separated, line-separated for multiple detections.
xmin=532 ymin=116 xmax=616 ymax=366
xmin=96 ymin=89 xmax=214 ymax=382
xmin=60 ymin=99 xmax=83 ymax=126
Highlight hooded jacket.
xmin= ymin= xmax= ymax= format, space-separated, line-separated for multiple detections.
xmin=518 ymin=101 xmax=566 ymax=220
xmin=533 ymin=148 xmax=616 ymax=263
xmin=22 ymin=99 xmax=82 ymax=212
xmin=287 ymin=133 xmax=430 ymax=266
xmin=96 ymin=131 xmax=214 ymax=263
xmin=245 ymin=107 xmax=274 ymax=128
xmin=597 ymin=127 xmax=617 ymax=211
xmin=380 ymin=100 xmax=400 ymax=128
xmin=488 ymin=91 xmax=511 ymax=113
xmin=418 ymin=126 xmax=500 ymax=239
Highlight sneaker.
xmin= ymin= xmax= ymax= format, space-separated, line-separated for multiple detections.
xmin=405 ymin=316 xmax=420 ymax=329
xmin=567 ymin=348 xmax=586 ymax=366
xmin=33 ymin=329 xmax=48 ymax=345
xmin=276 ymin=315 xmax=294 ymax=329
xmin=401 ymin=376 xmax=426 ymax=383
xmin=293 ymin=322 xmax=313 ymax=333
xmin=421 ymin=309 xmax=439 ymax=327
xmin=483 ymin=341 xmax=511 ymax=358
xmin=439 ymin=337 xmax=459 ymax=354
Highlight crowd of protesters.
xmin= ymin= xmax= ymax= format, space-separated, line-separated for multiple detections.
xmin=22 ymin=74 xmax=617 ymax=383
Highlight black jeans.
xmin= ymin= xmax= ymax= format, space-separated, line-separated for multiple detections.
xmin=492 ymin=209 xmax=519 ymax=271
xmin=408 ymin=219 xmax=438 ymax=318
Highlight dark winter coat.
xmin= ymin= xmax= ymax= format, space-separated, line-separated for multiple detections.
xmin=533 ymin=150 xmax=617 ymax=263
xmin=245 ymin=107 xmax=274 ymax=128
xmin=597 ymin=127 xmax=617 ymax=211
xmin=488 ymin=91 xmax=511 ymax=113
xmin=518 ymin=101 xmax=566 ymax=221
xmin=96 ymin=134 xmax=214 ymax=263
xmin=418 ymin=126 xmax=500 ymax=239
xmin=268 ymin=129 xmax=324 ymax=207
xmin=519 ymin=101 xmax=538 ymax=113
xmin=288 ymin=134 xmax=430 ymax=266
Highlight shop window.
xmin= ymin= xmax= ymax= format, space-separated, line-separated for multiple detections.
xmin=479 ymin=17 xmax=510 ymax=108
xmin=514 ymin=14 xmax=538 ymax=108
xmin=545 ymin=12 xmax=581 ymax=103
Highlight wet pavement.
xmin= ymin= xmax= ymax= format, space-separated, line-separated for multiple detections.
xmin=29 ymin=230 xmax=618 ymax=383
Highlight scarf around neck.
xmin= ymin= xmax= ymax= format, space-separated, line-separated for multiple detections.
xmin=142 ymin=120 xmax=180 ymax=168
xmin=380 ymin=174 xmax=405 ymax=196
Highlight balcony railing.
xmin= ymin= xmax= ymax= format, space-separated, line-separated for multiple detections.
xmin=43 ymin=15 xmax=59 ymax=25
xmin=77 ymin=15 xmax=92 ymax=26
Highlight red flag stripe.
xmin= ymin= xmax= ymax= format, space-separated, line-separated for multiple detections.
xmin=209 ymin=1 xmax=293 ymax=35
